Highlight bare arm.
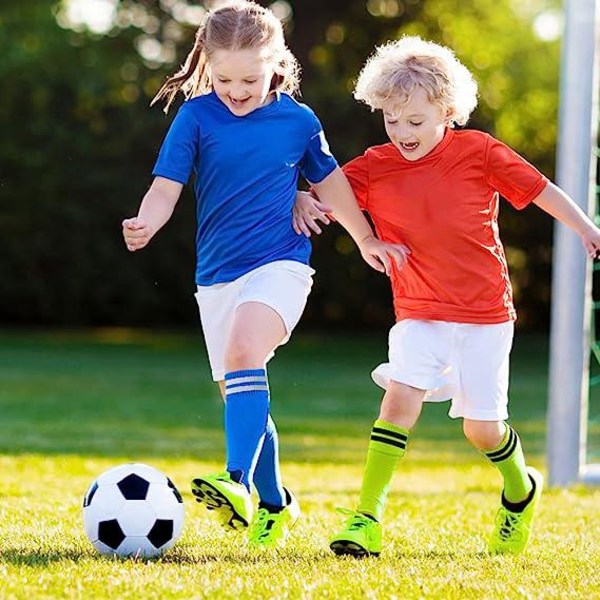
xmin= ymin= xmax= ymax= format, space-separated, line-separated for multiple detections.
xmin=310 ymin=167 xmax=409 ymax=274
xmin=533 ymin=181 xmax=600 ymax=258
xmin=122 ymin=176 xmax=183 ymax=251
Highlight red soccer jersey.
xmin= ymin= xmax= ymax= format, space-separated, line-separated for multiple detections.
xmin=343 ymin=128 xmax=548 ymax=324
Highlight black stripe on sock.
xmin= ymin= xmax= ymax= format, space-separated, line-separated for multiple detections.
xmin=488 ymin=430 xmax=518 ymax=463
xmin=486 ymin=427 xmax=515 ymax=459
xmin=370 ymin=434 xmax=406 ymax=450
xmin=372 ymin=427 xmax=408 ymax=442
xmin=492 ymin=430 xmax=519 ymax=463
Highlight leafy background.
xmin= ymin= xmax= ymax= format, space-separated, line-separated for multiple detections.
xmin=0 ymin=0 xmax=562 ymax=330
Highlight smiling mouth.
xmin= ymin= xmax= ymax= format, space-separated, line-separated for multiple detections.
xmin=400 ymin=141 xmax=419 ymax=151
xmin=229 ymin=97 xmax=249 ymax=106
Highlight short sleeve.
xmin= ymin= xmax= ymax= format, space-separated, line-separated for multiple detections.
xmin=342 ymin=153 xmax=370 ymax=210
xmin=485 ymin=136 xmax=548 ymax=210
xmin=298 ymin=114 xmax=338 ymax=184
xmin=152 ymin=103 xmax=201 ymax=185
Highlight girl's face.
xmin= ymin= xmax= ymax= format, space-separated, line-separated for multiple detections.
xmin=382 ymin=88 xmax=450 ymax=161
xmin=210 ymin=47 xmax=275 ymax=117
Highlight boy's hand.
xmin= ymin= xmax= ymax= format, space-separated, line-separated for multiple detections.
xmin=293 ymin=191 xmax=333 ymax=237
xmin=581 ymin=223 xmax=600 ymax=259
xmin=122 ymin=217 xmax=153 ymax=252
xmin=358 ymin=235 xmax=410 ymax=275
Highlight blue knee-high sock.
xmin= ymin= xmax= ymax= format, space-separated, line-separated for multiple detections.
xmin=252 ymin=415 xmax=286 ymax=507
xmin=224 ymin=368 xmax=269 ymax=490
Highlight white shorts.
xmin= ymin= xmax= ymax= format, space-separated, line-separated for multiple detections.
xmin=194 ymin=260 xmax=314 ymax=382
xmin=371 ymin=319 xmax=514 ymax=421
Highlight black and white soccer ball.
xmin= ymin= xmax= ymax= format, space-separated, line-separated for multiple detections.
xmin=83 ymin=463 xmax=184 ymax=557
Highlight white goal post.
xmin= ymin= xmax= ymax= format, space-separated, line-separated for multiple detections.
xmin=547 ymin=0 xmax=600 ymax=486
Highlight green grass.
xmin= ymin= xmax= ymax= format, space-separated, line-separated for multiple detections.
xmin=0 ymin=330 xmax=599 ymax=599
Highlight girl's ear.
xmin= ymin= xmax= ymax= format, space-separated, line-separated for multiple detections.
xmin=270 ymin=72 xmax=284 ymax=91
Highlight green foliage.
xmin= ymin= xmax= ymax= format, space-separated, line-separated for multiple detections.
xmin=0 ymin=2 xmax=197 ymax=327
xmin=0 ymin=1 xmax=562 ymax=329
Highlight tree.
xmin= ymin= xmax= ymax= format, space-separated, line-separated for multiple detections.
xmin=0 ymin=0 xmax=562 ymax=330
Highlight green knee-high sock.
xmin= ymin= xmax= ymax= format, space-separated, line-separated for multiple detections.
xmin=483 ymin=424 xmax=532 ymax=503
xmin=357 ymin=419 xmax=409 ymax=522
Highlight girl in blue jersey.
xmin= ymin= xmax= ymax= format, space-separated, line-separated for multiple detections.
xmin=122 ymin=0 xmax=407 ymax=550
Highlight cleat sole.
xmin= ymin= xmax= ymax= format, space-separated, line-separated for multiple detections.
xmin=330 ymin=540 xmax=379 ymax=558
xmin=191 ymin=478 xmax=249 ymax=530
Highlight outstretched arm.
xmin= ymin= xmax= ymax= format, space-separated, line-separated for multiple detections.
xmin=122 ymin=176 xmax=183 ymax=252
xmin=533 ymin=181 xmax=600 ymax=258
xmin=310 ymin=167 xmax=409 ymax=274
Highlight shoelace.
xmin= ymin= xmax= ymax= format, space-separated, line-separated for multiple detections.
xmin=250 ymin=508 xmax=279 ymax=541
xmin=336 ymin=508 xmax=372 ymax=531
xmin=497 ymin=509 xmax=524 ymax=542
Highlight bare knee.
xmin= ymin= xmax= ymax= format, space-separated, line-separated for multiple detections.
xmin=379 ymin=382 xmax=425 ymax=430
xmin=224 ymin=303 xmax=286 ymax=372
xmin=463 ymin=419 xmax=505 ymax=450
xmin=225 ymin=336 xmax=263 ymax=371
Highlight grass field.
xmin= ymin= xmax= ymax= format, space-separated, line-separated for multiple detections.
xmin=0 ymin=330 xmax=599 ymax=599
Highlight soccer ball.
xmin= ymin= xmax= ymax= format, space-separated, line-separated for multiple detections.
xmin=83 ymin=463 xmax=184 ymax=557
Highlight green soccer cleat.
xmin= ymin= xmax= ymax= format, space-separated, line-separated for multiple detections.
xmin=191 ymin=471 xmax=253 ymax=531
xmin=488 ymin=466 xmax=543 ymax=555
xmin=247 ymin=488 xmax=301 ymax=550
xmin=329 ymin=508 xmax=382 ymax=557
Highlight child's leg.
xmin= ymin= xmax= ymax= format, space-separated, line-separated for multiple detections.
xmin=248 ymin=413 xmax=303 ymax=550
xmin=218 ymin=381 xmax=285 ymax=507
xmin=226 ymin=297 xmax=307 ymax=549
xmin=330 ymin=380 xmax=424 ymax=557
xmin=252 ymin=414 xmax=286 ymax=508
xmin=358 ymin=381 xmax=424 ymax=520
xmin=463 ymin=419 xmax=543 ymax=554
xmin=463 ymin=420 xmax=532 ymax=503
xmin=191 ymin=302 xmax=286 ymax=530
xmin=223 ymin=301 xmax=287 ymax=490
xmin=193 ymin=262 xmax=312 ymax=539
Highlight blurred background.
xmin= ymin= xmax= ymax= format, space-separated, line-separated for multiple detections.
xmin=0 ymin=0 xmax=563 ymax=332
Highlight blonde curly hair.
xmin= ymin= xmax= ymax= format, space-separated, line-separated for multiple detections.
xmin=354 ymin=36 xmax=478 ymax=127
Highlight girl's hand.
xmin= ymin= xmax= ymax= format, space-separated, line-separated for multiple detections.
xmin=358 ymin=235 xmax=411 ymax=275
xmin=293 ymin=191 xmax=333 ymax=237
xmin=122 ymin=217 xmax=153 ymax=252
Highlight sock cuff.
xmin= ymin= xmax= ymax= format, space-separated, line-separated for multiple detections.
xmin=225 ymin=368 xmax=267 ymax=380
xmin=370 ymin=419 xmax=409 ymax=454
xmin=485 ymin=424 xmax=519 ymax=463
xmin=373 ymin=419 xmax=410 ymax=437
xmin=224 ymin=369 xmax=269 ymax=395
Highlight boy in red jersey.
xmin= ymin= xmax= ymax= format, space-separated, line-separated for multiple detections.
xmin=295 ymin=36 xmax=600 ymax=557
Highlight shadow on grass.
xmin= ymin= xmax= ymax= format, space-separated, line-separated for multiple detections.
xmin=0 ymin=548 xmax=335 ymax=566
xmin=0 ymin=545 xmax=497 ymax=566
xmin=386 ymin=549 xmax=490 ymax=560
xmin=0 ymin=548 xmax=88 ymax=566
xmin=160 ymin=548 xmax=333 ymax=565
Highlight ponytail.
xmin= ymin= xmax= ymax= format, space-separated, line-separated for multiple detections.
xmin=151 ymin=27 xmax=211 ymax=114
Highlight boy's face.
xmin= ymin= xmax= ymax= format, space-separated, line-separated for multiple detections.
xmin=382 ymin=88 xmax=449 ymax=161
xmin=210 ymin=48 xmax=275 ymax=117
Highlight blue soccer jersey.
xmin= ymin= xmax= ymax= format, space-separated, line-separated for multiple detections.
xmin=152 ymin=91 xmax=338 ymax=285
